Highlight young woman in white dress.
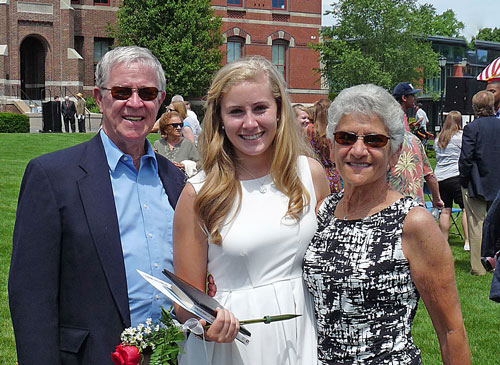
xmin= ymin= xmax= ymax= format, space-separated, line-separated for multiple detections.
xmin=173 ymin=56 xmax=329 ymax=364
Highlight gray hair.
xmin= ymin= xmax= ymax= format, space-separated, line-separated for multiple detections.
xmin=171 ymin=95 xmax=184 ymax=103
xmin=327 ymin=84 xmax=405 ymax=152
xmin=94 ymin=46 xmax=166 ymax=94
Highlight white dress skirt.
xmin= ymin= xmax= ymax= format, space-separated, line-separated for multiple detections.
xmin=178 ymin=156 xmax=318 ymax=365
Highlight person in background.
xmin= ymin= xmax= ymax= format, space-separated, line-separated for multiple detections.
xmin=75 ymin=92 xmax=86 ymax=133
xmin=310 ymin=98 xmax=342 ymax=193
xmin=390 ymin=82 xmax=444 ymax=208
xmin=482 ymin=188 xmax=500 ymax=301
xmin=293 ymin=103 xmax=314 ymax=138
xmin=8 ymin=46 xmax=185 ymax=363
xmin=459 ymin=90 xmax=500 ymax=275
xmin=434 ymin=111 xmax=469 ymax=250
xmin=174 ymin=56 xmax=329 ymax=364
xmin=185 ymin=100 xmax=203 ymax=143
xmin=171 ymin=94 xmax=202 ymax=144
xmin=415 ymin=102 xmax=428 ymax=132
xmin=303 ymin=84 xmax=470 ymax=364
xmin=61 ymin=95 xmax=76 ymax=133
xmin=153 ymin=100 xmax=196 ymax=144
xmin=485 ymin=80 xmax=500 ymax=118
xmin=154 ymin=110 xmax=199 ymax=177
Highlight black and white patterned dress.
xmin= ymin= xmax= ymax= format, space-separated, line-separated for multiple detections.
xmin=303 ymin=193 xmax=422 ymax=364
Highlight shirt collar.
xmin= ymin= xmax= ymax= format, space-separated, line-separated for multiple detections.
xmin=99 ymin=129 xmax=158 ymax=173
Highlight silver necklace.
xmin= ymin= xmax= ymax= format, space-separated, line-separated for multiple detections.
xmin=238 ymin=164 xmax=270 ymax=194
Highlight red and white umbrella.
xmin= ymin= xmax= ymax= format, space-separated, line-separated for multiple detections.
xmin=477 ymin=57 xmax=500 ymax=82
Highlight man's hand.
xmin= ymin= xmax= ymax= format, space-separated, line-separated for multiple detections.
xmin=172 ymin=161 xmax=185 ymax=170
xmin=432 ymin=198 xmax=445 ymax=210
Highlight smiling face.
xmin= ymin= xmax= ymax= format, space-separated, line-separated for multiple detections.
xmin=295 ymin=109 xmax=311 ymax=133
xmin=219 ymin=75 xmax=278 ymax=163
xmin=94 ymin=62 xmax=165 ymax=155
xmin=331 ymin=112 xmax=398 ymax=190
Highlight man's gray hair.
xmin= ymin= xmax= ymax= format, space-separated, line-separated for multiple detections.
xmin=94 ymin=46 xmax=166 ymax=94
xmin=327 ymin=84 xmax=405 ymax=152
xmin=171 ymin=95 xmax=184 ymax=103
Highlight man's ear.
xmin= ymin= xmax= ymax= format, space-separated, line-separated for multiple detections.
xmin=93 ymin=87 xmax=104 ymax=113
xmin=159 ymin=91 xmax=166 ymax=106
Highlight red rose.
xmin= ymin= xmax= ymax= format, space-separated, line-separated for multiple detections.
xmin=111 ymin=344 xmax=141 ymax=365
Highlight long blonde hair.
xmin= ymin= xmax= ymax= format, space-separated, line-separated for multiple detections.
xmin=437 ymin=111 xmax=462 ymax=149
xmin=196 ymin=56 xmax=311 ymax=245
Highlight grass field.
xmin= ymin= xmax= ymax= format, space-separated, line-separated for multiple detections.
xmin=0 ymin=133 xmax=498 ymax=363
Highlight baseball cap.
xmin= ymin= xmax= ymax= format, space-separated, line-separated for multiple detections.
xmin=393 ymin=82 xmax=421 ymax=97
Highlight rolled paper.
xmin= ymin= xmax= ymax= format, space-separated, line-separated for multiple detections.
xmin=239 ymin=314 xmax=301 ymax=325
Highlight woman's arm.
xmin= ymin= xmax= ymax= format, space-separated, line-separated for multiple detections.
xmin=173 ymin=184 xmax=239 ymax=342
xmin=182 ymin=125 xmax=195 ymax=144
xmin=402 ymin=207 xmax=471 ymax=365
xmin=307 ymin=157 xmax=330 ymax=213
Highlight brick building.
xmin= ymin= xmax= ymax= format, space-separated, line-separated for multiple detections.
xmin=212 ymin=0 xmax=328 ymax=103
xmin=0 ymin=0 xmax=326 ymax=107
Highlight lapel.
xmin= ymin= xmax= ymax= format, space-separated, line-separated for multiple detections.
xmin=76 ymin=135 xmax=131 ymax=327
xmin=156 ymin=153 xmax=185 ymax=209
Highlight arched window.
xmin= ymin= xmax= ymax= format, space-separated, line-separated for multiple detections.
xmin=272 ymin=40 xmax=288 ymax=80
xmin=227 ymin=36 xmax=245 ymax=63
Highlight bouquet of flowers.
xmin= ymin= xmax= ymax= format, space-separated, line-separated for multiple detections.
xmin=111 ymin=307 xmax=185 ymax=365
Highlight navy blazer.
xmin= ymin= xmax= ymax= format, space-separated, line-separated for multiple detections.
xmin=482 ymin=189 xmax=500 ymax=302
xmin=8 ymin=134 xmax=185 ymax=364
xmin=459 ymin=116 xmax=500 ymax=201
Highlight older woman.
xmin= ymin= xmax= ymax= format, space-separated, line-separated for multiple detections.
xmin=174 ymin=56 xmax=329 ymax=364
xmin=303 ymin=84 xmax=470 ymax=364
xmin=153 ymin=111 xmax=199 ymax=176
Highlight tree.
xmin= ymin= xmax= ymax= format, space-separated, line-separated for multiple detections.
xmin=473 ymin=28 xmax=500 ymax=43
xmin=110 ymin=0 xmax=223 ymax=98
xmin=316 ymin=0 xmax=464 ymax=92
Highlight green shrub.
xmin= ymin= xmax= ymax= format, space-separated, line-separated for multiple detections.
xmin=0 ymin=113 xmax=29 ymax=133
xmin=84 ymin=97 xmax=100 ymax=113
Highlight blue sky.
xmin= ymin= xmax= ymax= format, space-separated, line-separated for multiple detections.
xmin=321 ymin=0 xmax=500 ymax=41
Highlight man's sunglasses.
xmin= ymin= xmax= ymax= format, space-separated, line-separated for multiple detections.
xmin=334 ymin=131 xmax=391 ymax=148
xmin=168 ymin=123 xmax=183 ymax=129
xmin=102 ymin=86 xmax=159 ymax=101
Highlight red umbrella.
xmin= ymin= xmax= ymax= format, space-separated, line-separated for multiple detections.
xmin=477 ymin=57 xmax=500 ymax=82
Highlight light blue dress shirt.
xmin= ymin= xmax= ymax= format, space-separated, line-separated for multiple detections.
xmin=100 ymin=130 xmax=174 ymax=327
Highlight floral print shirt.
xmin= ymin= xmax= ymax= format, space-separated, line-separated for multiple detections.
xmin=389 ymin=132 xmax=432 ymax=205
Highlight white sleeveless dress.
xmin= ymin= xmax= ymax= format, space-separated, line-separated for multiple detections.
xmin=179 ymin=156 xmax=318 ymax=364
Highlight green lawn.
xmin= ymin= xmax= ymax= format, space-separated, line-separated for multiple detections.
xmin=0 ymin=133 xmax=498 ymax=363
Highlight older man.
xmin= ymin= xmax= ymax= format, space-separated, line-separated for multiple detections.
xmin=9 ymin=46 xmax=185 ymax=363
xmin=459 ymin=90 xmax=500 ymax=275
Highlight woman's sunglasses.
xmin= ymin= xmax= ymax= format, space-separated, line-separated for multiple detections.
xmin=168 ymin=123 xmax=183 ymax=129
xmin=334 ymin=131 xmax=391 ymax=148
xmin=102 ymin=86 xmax=159 ymax=101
